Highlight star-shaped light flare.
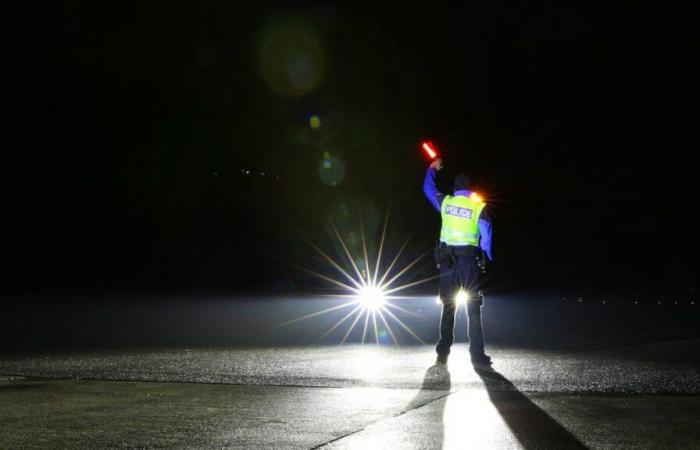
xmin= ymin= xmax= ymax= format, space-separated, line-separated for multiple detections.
xmin=276 ymin=209 xmax=442 ymax=345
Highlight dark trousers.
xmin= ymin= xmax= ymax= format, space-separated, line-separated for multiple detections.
xmin=436 ymin=249 xmax=486 ymax=358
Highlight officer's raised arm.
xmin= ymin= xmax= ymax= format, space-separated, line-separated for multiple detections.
xmin=423 ymin=158 xmax=445 ymax=212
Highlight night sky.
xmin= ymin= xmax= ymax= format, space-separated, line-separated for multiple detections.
xmin=3 ymin=2 xmax=698 ymax=297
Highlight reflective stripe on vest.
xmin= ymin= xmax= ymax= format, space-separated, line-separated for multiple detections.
xmin=440 ymin=195 xmax=485 ymax=246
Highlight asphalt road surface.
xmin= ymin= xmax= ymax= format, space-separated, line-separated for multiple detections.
xmin=1 ymin=294 xmax=699 ymax=448
xmin=1 ymin=340 xmax=700 ymax=449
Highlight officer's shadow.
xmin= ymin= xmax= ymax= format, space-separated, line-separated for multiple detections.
xmin=404 ymin=364 xmax=586 ymax=449
xmin=405 ymin=363 xmax=452 ymax=410
xmin=403 ymin=364 xmax=451 ymax=448
xmin=420 ymin=363 xmax=452 ymax=391
xmin=474 ymin=365 xmax=588 ymax=449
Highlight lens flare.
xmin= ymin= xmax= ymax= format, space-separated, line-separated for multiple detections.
xmin=309 ymin=115 xmax=321 ymax=129
xmin=258 ymin=19 xmax=325 ymax=97
xmin=319 ymin=155 xmax=345 ymax=186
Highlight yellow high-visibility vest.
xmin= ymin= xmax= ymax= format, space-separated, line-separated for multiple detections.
xmin=440 ymin=194 xmax=485 ymax=246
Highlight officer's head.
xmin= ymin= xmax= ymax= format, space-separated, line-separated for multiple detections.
xmin=453 ymin=174 xmax=470 ymax=192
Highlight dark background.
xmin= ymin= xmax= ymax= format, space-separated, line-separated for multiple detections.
xmin=2 ymin=2 xmax=698 ymax=299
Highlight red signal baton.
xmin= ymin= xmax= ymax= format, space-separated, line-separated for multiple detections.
xmin=421 ymin=141 xmax=439 ymax=160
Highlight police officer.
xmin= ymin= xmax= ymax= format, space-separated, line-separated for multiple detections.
xmin=423 ymin=158 xmax=493 ymax=366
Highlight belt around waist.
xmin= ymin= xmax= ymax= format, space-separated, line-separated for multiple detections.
xmin=440 ymin=243 xmax=479 ymax=255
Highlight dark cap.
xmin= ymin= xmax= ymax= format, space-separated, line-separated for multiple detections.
xmin=454 ymin=173 xmax=470 ymax=191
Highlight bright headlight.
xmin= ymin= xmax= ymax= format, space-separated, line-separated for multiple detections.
xmin=358 ymin=286 xmax=386 ymax=310
xmin=455 ymin=289 xmax=469 ymax=305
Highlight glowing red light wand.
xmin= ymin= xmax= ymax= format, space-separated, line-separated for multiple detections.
xmin=421 ymin=141 xmax=439 ymax=160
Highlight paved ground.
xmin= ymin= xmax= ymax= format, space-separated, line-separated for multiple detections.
xmin=2 ymin=340 xmax=700 ymax=449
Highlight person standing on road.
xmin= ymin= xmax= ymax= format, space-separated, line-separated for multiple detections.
xmin=423 ymin=158 xmax=493 ymax=366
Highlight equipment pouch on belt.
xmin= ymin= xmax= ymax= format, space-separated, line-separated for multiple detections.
xmin=475 ymin=251 xmax=487 ymax=274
